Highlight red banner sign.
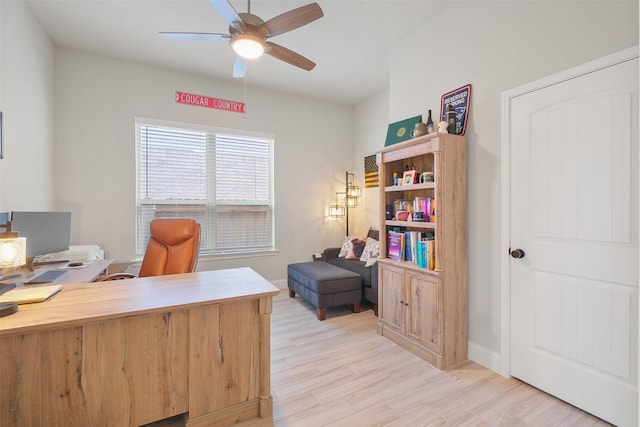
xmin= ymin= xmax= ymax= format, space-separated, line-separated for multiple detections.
xmin=175 ymin=91 xmax=245 ymax=113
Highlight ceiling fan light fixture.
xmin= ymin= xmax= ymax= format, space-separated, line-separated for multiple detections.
xmin=231 ymin=33 xmax=265 ymax=59
xmin=161 ymin=1 xmax=323 ymax=77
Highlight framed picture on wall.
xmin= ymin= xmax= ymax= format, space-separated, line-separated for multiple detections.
xmin=0 ymin=111 xmax=3 ymax=159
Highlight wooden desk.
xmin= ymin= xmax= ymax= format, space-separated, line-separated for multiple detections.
xmin=0 ymin=268 xmax=279 ymax=426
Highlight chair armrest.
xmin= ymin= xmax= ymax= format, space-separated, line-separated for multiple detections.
xmin=322 ymin=247 xmax=341 ymax=261
xmin=94 ymin=273 xmax=136 ymax=282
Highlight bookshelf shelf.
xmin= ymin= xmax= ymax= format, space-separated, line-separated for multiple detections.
xmin=383 ymin=259 xmax=442 ymax=276
xmin=384 ymin=220 xmax=435 ymax=229
xmin=376 ymin=132 xmax=467 ymax=369
xmin=384 ymin=182 xmax=435 ymax=192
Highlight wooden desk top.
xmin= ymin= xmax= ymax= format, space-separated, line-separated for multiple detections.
xmin=0 ymin=267 xmax=279 ymax=336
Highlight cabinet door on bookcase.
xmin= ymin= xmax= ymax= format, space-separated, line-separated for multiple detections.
xmin=378 ymin=262 xmax=404 ymax=335
xmin=406 ymin=271 xmax=442 ymax=353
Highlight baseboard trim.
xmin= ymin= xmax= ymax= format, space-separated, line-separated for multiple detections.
xmin=468 ymin=341 xmax=504 ymax=375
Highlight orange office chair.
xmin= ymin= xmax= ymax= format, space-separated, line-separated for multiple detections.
xmin=96 ymin=218 xmax=201 ymax=281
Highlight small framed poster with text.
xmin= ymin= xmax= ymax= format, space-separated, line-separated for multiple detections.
xmin=440 ymin=84 xmax=471 ymax=136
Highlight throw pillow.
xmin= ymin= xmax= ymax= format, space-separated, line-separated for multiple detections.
xmin=360 ymin=237 xmax=380 ymax=267
xmin=346 ymin=238 xmax=367 ymax=259
xmin=338 ymin=236 xmax=353 ymax=258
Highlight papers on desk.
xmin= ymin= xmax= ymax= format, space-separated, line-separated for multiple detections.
xmin=0 ymin=284 xmax=62 ymax=304
xmin=34 ymin=245 xmax=104 ymax=264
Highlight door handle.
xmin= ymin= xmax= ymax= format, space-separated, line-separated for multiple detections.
xmin=509 ymin=248 xmax=525 ymax=259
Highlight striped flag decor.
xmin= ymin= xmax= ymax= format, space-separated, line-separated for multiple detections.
xmin=364 ymin=154 xmax=378 ymax=188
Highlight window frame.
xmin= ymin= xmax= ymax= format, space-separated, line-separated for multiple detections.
xmin=134 ymin=116 xmax=276 ymax=260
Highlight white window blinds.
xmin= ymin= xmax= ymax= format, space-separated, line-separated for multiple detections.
xmin=135 ymin=119 xmax=274 ymax=257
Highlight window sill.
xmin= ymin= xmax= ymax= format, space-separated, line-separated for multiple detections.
xmin=129 ymin=249 xmax=279 ymax=267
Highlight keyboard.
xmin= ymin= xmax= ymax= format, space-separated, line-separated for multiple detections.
xmin=24 ymin=269 xmax=68 ymax=285
xmin=0 ymin=283 xmax=16 ymax=295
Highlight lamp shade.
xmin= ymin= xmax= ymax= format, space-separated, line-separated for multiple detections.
xmin=231 ymin=34 xmax=265 ymax=59
xmin=347 ymin=185 xmax=361 ymax=198
xmin=328 ymin=204 xmax=345 ymax=218
xmin=345 ymin=195 xmax=358 ymax=208
xmin=0 ymin=236 xmax=26 ymax=268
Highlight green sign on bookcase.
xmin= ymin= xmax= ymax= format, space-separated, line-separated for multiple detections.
xmin=384 ymin=115 xmax=422 ymax=147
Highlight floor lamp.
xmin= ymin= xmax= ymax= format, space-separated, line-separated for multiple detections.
xmin=328 ymin=171 xmax=361 ymax=236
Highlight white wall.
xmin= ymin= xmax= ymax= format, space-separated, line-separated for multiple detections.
xmin=0 ymin=0 xmax=56 ymax=211
xmin=352 ymin=89 xmax=389 ymax=235
xmin=379 ymin=1 xmax=638 ymax=369
xmin=0 ymin=2 xmax=2 ymax=163
xmin=54 ymin=48 xmax=354 ymax=281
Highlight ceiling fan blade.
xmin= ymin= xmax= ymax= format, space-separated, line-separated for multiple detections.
xmin=232 ymin=57 xmax=247 ymax=78
xmin=265 ymin=42 xmax=316 ymax=71
xmin=160 ymin=32 xmax=229 ymax=42
xmin=208 ymin=0 xmax=244 ymax=30
xmin=261 ymin=3 xmax=323 ymax=38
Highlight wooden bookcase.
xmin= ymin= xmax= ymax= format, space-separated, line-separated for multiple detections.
xmin=376 ymin=133 xmax=467 ymax=369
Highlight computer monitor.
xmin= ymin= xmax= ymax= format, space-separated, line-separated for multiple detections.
xmin=9 ymin=211 xmax=71 ymax=258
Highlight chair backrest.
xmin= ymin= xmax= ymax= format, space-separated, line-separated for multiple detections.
xmin=138 ymin=218 xmax=201 ymax=278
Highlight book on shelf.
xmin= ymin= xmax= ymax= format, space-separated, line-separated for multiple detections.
xmin=404 ymin=232 xmax=412 ymax=262
xmin=404 ymin=231 xmax=419 ymax=262
xmin=410 ymin=231 xmax=418 ymax=262
xmin=428 ymin=239 xmax=435 ymax=270
xmin=387 ymin=231 xmax=405 ymax=261
xmin=387 ymin=230 xmax=436 ymax=269
xmin=416 ymin=233 xmax=435 ymax=269
xmin=420 ymin=240 xmax=428 ymax=268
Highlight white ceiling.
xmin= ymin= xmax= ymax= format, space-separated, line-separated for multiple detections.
xmin=24 ymin=0 xmax=447 ymax=106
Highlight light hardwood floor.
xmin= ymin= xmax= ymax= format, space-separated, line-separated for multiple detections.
xmin=235 ymin=290 xmax=611 ymax=427
xmin=155 ymin=290 xmax=612 ymax=427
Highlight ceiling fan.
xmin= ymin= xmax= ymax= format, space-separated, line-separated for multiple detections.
xmin=160 ymin=0 xmax=323 ymax=78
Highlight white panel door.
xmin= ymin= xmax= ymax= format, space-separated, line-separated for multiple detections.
xmin=510 ymin=55 xmax=638 ymax=426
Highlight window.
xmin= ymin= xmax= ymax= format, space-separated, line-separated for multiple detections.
xmin=135 ymin=118 xmax=274 ymax=258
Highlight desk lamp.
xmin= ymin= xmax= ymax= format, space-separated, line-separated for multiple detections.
xmin=0 ymin=221 xmax=24 ymax=317
xmin=0 ymin=221 xmax=26 ymax=271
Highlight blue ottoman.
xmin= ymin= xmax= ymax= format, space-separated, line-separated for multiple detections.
xmin=287 ymin=261 xmax=362 ymax=320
